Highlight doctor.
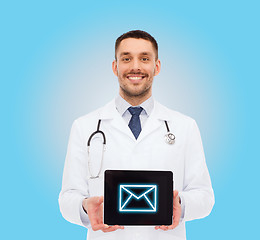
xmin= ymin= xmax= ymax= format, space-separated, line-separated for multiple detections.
xmin=59 ymin=30 xmax=214 ymax=240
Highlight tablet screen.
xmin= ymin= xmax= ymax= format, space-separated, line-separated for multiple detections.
xmin=104 ymin=170 xmax=173 ymax=225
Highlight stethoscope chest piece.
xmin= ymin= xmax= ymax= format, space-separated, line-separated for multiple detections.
xmin=164 ymin=121 xmax=175 ymax=144
xmin=165 ymin=132 xmax=175 ymax=144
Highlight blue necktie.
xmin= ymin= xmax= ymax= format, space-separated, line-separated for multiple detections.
xmin=128 ymin=107 xmax=143 ymax=139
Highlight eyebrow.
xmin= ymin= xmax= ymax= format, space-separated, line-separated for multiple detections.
xmin=140 ymin=52 xmax=152 ymax=56
xmin=120 ymin=52 xmax=130 ymax=57
xmin=119 ymin=51 xmax=153 ymax=57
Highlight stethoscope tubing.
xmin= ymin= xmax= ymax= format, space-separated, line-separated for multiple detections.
xmin=87 ymin=120 xmax=106 ymax=147
xmin=87 ymin=119 xmax=175 ymax=179
xmin=87 ymin=120 xmax=106 ymax=179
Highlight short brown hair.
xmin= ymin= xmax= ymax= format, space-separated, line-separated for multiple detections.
xmin=115 ymin=30 xmax=158 ymax=60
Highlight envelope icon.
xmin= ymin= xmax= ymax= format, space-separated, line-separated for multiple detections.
xmin=119 ymin=184 xmax=157 ymax=212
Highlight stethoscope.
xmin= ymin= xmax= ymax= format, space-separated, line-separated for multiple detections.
xmin=87 ymin=119 xmax=175 ymax=179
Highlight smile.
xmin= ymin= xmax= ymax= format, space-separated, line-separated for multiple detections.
xmin=127 ymin=75 xmax=146 ymax=83
xmin=128 ymin=76 xmax=143 ymax=80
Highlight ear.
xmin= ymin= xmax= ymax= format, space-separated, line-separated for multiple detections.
xmin=112 ymin=60 xmax=118 ymax=77
xmin=154 ymin=59 xmax=161 ymax=76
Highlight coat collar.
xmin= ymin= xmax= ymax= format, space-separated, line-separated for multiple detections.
xmin=98 ymin=98 xmax=171 ymax=121
xmin=98 ymin=98 xmax=171 ymax=142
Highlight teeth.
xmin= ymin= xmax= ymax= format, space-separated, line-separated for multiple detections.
xmin=128 ymin=77 xmax=142 ymax=80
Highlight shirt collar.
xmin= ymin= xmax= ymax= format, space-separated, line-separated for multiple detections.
xmin=115 ymin=95 xmax=154 ymax=116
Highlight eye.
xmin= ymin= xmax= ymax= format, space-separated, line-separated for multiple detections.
xmin=122 ymin=57 xmax=131 ymax=62
xmin=141 ymin=57 xmax=149 ymax=61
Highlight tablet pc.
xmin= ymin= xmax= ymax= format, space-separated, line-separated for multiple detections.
xmin=104 ymin=170 xmax=173 ymax=226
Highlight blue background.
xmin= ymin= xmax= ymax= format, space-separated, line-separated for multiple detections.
xmin=1 ymin=0 xmax=259 ymax=239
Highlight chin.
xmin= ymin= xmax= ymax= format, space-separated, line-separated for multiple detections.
xmin=124 ymin=89 xmax=151 ymax=98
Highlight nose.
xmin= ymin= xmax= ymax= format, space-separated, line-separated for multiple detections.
xmin=130 ymin=58 xmax=141 ymax=72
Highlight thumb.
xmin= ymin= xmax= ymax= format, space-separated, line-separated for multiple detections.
xmin=173 ymin=190 xmax=179 ymax=199
xmin=97 ymin=196 xmax=104 ymax=204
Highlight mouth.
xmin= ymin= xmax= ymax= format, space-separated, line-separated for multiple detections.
xmin=127 ymin=74 xmax=146 ymax=83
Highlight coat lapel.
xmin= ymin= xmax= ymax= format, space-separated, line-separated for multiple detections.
xmin=98 ymin=99 xmax=171 ymax=143
xmin=98 ymin=99 xmax=136 ymax=141
xmin=137 ymin=101 xmax=171 ymax=143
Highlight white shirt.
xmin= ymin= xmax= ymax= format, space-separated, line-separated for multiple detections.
xmin=115 ymin=95 xmax=154 ymax=128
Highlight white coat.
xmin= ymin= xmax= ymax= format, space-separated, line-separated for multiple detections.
xmin=59 ymin=99 xmax=214 ymax=240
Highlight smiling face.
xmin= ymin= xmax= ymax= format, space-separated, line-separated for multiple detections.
xmin=112 ymin=38 xmax=161 ymax=106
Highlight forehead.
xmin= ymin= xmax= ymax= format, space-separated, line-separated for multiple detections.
xmin=117 ymin=38 xmax=155 ymax=56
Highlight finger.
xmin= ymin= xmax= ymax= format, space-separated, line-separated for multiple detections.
xmin=100 ymin=207 xmax=104 ymax=223
xmin=103 ymin=228 xmax=118 ymax=233
xmin=157 ymin=221 xmax=180 ymax=231
xmin=92 ymin=223 xmax=109 ymax=231
xmin=102 ymin=225 xmax=124 ymax=232
xmin=102 ymin=227 xmax=117 ymax=232
xmin=98 ymin=196 xmax=104 ymax=204
xmin=116 ymin=225 xmax=124 ymax=229
xmin=167 ymin=225 xmax=175 ymax=230
xmin=112 ymin=225 xmax=124 ymax=229
xmin=156 ymin=225 xmax=168 ymax=231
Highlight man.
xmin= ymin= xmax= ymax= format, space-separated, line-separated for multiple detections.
xmin=59 ymin=30 xmax=214 ymax=240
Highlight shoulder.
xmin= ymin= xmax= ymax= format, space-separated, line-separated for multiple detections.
xmin=76 ymin=108 xmax=102 ymax=124
xmin=155 ymin=101 xmax=201 ymax=139
xmin=155 ymin=100 xmax=195 ymax=124
xmin=73 ymin=99 xmax=115 ymax=129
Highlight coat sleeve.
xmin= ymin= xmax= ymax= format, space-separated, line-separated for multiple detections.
xmin=58 ymin=120 xmax=91 ymax=228
xmin=179 ymin=120 xmax=215 ymax=222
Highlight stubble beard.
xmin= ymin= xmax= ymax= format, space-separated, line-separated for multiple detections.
xmin=119 ymin=76 xmax=153 ymax=100
xmin=120 ymin=83 xmax=151 ymax=98
xmin=118 ymin=69 xmax=155 ymax=101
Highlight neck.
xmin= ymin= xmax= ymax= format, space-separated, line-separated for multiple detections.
xmin=119 ymin=92 xmax=152 ymax=106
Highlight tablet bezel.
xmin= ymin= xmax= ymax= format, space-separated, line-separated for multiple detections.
xmin=104 ymin=170 xmax=173 ymax=226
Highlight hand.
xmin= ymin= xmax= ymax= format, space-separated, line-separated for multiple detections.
xmin=155 ymin=190 xmax=182 ymax=231
xmin=82 ymin=196 xmax=124 ymax=232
